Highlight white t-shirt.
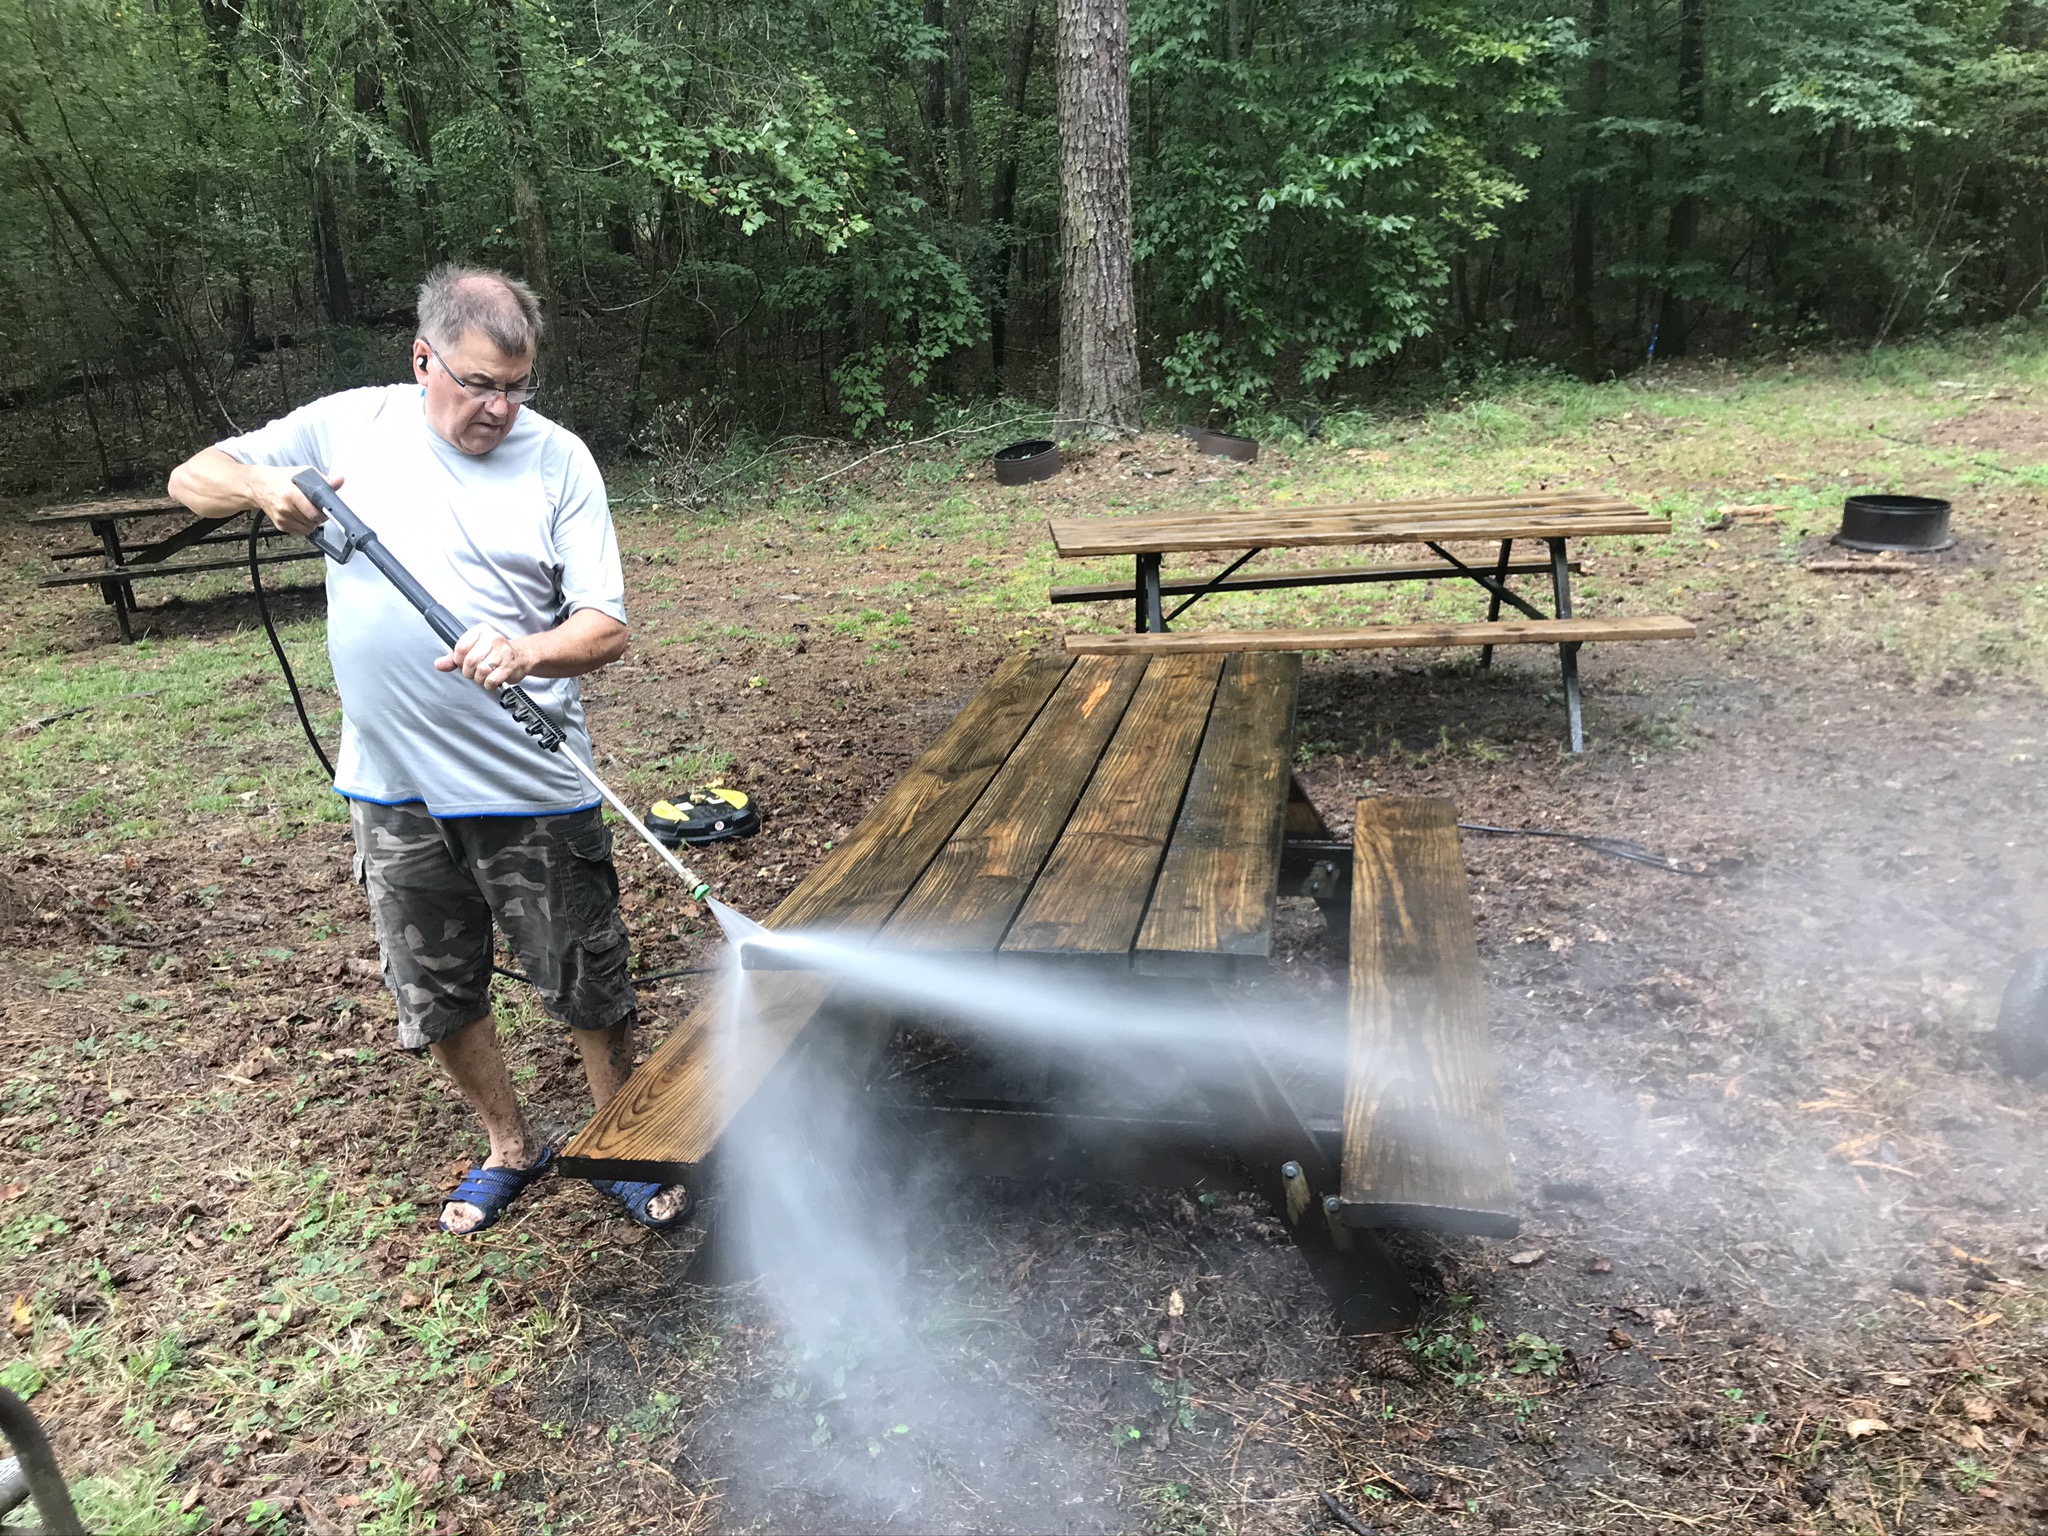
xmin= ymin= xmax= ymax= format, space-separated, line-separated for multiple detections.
xmin=218 ymin=384 xmax=627 ymax=816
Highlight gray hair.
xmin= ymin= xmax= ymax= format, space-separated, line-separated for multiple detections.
xmin=416 ymin=265 xmax=544 ymax=355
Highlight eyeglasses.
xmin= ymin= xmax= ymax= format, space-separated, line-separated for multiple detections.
xmin=419 ymin=339 xmax=540 ymax=405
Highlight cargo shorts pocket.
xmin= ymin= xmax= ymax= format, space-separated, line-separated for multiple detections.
xmin=563 ymin=820 xmax=621 ymax=930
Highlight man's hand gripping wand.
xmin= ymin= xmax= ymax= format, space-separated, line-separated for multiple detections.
xmin=290 ymin=469 xmax=715 ymax=905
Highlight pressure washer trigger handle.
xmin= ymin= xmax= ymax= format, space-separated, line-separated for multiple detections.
xmin=291 ymin=469 xmax=365 ymax=562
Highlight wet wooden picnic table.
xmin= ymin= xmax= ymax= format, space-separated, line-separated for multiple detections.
xmin=566 ymin=648 xmax=1305 ymax=1173
xmin=564 ymin=650 xmax=1512 ymax=1328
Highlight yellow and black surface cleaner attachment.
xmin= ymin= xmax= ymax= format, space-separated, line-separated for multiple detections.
xmin=290 ymin=470 xmax=721 ymax=907
xmin=648 ymin=785 xmax=761 ymax=847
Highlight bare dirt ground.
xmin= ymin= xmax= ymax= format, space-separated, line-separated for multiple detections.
xmin=2 ymin=344 xmax=2047 ymax=1535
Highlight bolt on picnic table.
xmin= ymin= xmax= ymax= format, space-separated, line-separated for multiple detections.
xmin=563 ymin=652 xmax=1520 ymax=1330
xmin=1047 ymin=491 xmax=1694 ymax=752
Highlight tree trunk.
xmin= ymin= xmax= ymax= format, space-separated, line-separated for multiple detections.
xmin=1569 ymin=0 xmax=1609 ymax=376
xmin=384 ymin=0 xmax=444 ymax=263
xmin=990 ymin=0 xmax=1040 ymax=378
xmin=311 ymin=168 xmax=355 ymax=326
xmin=276 ymin=0 xmax=355 ymax=326
xmin=1656 ymin=0 xmax=1705 ymax=358
xmin=1054 ymin=0 xmax=1139 ymax=438
xmin=484 ymin=0 xmax=556 ymax=334
xmin=948 ymin=0 xmax=995 ymax=393
xmin=921 ymin=0 xmax=951 ymax=207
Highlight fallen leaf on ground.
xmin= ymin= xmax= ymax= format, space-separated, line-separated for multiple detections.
xmin=1845 ymin=1418 xmax=1891 ymax=1439
xmin=1964 ymin=1397 xmax=1999 ymax=1423
xmin=8 ymin=1293 xmax=28 ymax=1337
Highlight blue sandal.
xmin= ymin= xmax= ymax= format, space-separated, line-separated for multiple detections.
xmin=591 ymin=1178 xmax=692 ymax=1230
xmin=439 ymin=1147 xmax=555 ymax=1234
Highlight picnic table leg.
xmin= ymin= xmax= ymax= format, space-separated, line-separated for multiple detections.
xmin=91 ymin=518 xmax=135 ymax=642
xmin=1193 ymin=984 xmax=1416 ymax=1332
xmin=1547 ymin=537 xmax=1583 ymax=753
xmin=1478 ymin=539 xmax=1512 ymax=669
xmin=1134 ymin=553 xmax=1165 ymax=633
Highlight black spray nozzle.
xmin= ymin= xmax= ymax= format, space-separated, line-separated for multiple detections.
xmin=496 ymin=684 xmax=566 ymax=753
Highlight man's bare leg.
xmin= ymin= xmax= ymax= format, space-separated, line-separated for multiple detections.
xmin=571 ymin=1016 xmax=688 ymax=1222
xmin=429 ymin=1012 xmax=545 ymax=1234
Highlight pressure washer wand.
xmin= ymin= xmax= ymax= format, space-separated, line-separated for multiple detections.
xmin=289 ymin=470 xmax=716 ymax=904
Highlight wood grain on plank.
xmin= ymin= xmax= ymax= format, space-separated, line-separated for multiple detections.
xmin=884 ymin=653 xmax=1147 ymax=951
xmin=1066 ymin=615 xmax=1696 ymax=656
xmin=559 ymin=970 xmax=836 ymax=1179
xmin=1048 ymin=558 xmax=1576 ymax=603
xmin=1050 ymin=489 xmax=1630 ymax=544
xmin=562 ymin=654 xmax=1072 ymax=1176
xmin=1134 ymin=652 xmax=1298 ymax=974
xmin=769 ymin=653 xmax=1074 ymax=935
xmin=1003 ymin=654 xmax=1225 ymax=959
xmin=1340 ymin=797 xmax=1517 ymax=1238
xmin=26 ymin=497 xmax=183 ymax=524
xmin=1048 ymin=493 xmax=1661 ymax=555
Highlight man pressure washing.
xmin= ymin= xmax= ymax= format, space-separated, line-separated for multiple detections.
xmin=167 ymin=265 xmax=690 ymax=1236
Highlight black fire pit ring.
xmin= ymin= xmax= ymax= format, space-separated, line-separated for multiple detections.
xmin=993 ymin=439 xmax=1062 ymax=486
xmin=1835 ymin=493 xmax=1953 ymax=553
xmin=1182 ymin=426 xmax=1259 ymax=463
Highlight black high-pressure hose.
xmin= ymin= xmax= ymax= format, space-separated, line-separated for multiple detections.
xmin=0 ymin=1387 xmax=85 ymax=1536
xmin=245 ymin=509 xmax=715 ymax=989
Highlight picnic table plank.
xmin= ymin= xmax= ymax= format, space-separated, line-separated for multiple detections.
xmin=1048 ymin=557 xmax=1577 ymax=605
xmin=1133 ymin=651 xmax=1299 ymax=974
xmin=1339 ymin=797 xmax=1517 ymax=1237
xmin=1050 ymin=505 xmax=1667 ymax=558
xmin=560 ymin=653 xmax=1073 ymax=1177
xmin=772 ymin=653 xmax=1075 ymax=936
xmin=1002 ymin=654 xmax=1225 ymax=961
xmin=558 ymin=971 xmax=838 ymax=1182
xmin=884 ymin=653 xmax=1148 ymax=951
xmin=26 ymin=496 xmax=181 ymax=525
xmin=1067 ymin=615 xmax=1696 ymax=656
xmin=39 ymin=547 xmax=323 ymax=587
xmin=1050 ymin=490 xmax=1632 ymax=536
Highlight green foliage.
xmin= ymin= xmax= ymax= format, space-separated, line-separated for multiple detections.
xmin=1132 ymin=0 xmax=1563 ymax=411
xmin=3 ymin=0 xmax=2048 ymax=472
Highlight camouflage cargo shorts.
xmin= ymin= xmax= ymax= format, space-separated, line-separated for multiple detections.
xmin=349 ymin=799 xmax=636 ymax=1049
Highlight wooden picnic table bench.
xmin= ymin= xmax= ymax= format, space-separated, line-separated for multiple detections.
xmin=29 ymin=497 xmax=319 ymax=641
xmin=564 ymin=651 xmax=1521 ymax=1327
xmin=1048 ymin=491 xmax=1694 ymax=751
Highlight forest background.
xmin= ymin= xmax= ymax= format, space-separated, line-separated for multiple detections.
xmin=6 ymin=0 xmax=2048 ymax=493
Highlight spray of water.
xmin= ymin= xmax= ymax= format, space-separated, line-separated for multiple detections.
xmin=690 ymin=917 xmax=1467 ymax=1528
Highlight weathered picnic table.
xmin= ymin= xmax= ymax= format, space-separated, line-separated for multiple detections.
xmin=1048 ymin=491 xmax=1694 ymax=751
xmin=30 ymin=497 xmax=319 ymax=641
xmin=564 ymin=651 xmax=1519 ymax=1328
